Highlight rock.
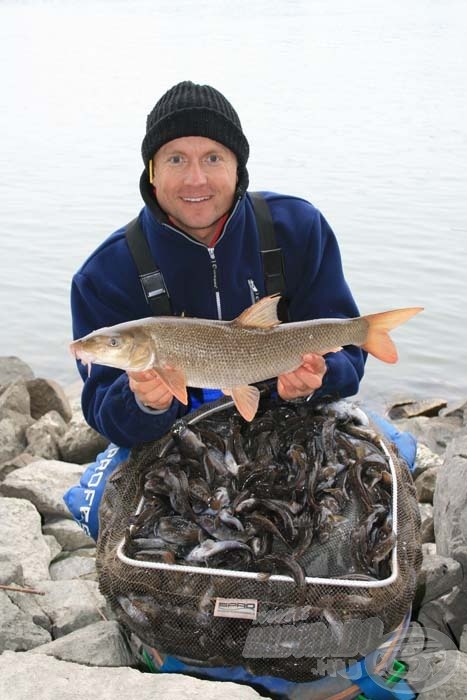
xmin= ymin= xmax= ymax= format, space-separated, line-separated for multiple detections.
xmin=418 ymin=554 xmax=463 ymax=604
xmin=43 ymin=534 xmax=63 ymax=562
xmin=0 ymin=551 xmax=24 ymax=586
xmin=413 ymin=443 xmax=443 ymax=479
xmin=0 ymin=651 xmax=262 ymax=700
xmin=25 ymin=410 xmax=68 ymax=459
xmin=415 ymin=467 xmax=438 ymax=503
xmin=419 ymin=503 xmax=435 ymax=544
xmin=0 ymin=497 xmax=51 ymax=585
xmin=58 ymin=411 xmax=108 ymax=464
xmin=49 ymin=552 xmax=97 ymax=581
xmin=42 ymin=517 xmax=95 ymax=551
xmin=0 ymin=459 xmax=86 ymax=519
xmin=26 ymin=377 xmax=73 ymax=422
xmin=387 ymin=397 xmax=447 ymax=420
xmin=0 ymin=416 xmax=28 ymax=462
xmin=422 ymin=543 xmax=437 ymax=556
xmin=28 ymin=620 xmax=135 ymax=666
xmin=393 ymin=415 xmax=463 ymax=456
xmin=31 ymin=578 xmax=111 ymax=638
xmin=0 ymin=356 xmax=34 ymax=385
xmin=433 ymin=437 xmax=467 ymax=565
xmin=0 ymin=380 xmax=31 ymax=416
xmin=460 ymin=626 xmax=467 ymax=653
xmin=439 ymin=587 xmax=467 ymax=644
xmin=417 ymin=650 xmax=467 ymax=699
xmin=0 ymin=451 xmax=36 ymax=482
xmin=0 ymin=591 xmax=52 ymax=652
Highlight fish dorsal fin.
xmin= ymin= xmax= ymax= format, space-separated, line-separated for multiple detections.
xmin=155 ymin=367 xmax=188 ymax=406
xmin=222 ymin=385 xmax=260 ymax=422
xmin=233 ymin=295 xmax=282 ymax=329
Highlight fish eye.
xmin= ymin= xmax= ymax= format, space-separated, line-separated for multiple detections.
xmin=109 ymin=337 xmax=120 ymax=347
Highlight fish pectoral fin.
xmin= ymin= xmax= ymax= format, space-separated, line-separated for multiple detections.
xmin=155 ymin=367 xmax=188 ymax=405
xmin=233 ymin=295 xmax=282 ymax=329
xmin=223 ymin=385 xmax=260 ymax=422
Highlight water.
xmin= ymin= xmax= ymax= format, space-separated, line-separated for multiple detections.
xmin=1 ymin=0 xmax=466 ymax=412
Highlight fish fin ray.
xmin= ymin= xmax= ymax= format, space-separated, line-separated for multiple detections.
xmin=155 ymin=367 xmax=188 ymax=405
xmin=223 ymin=385 xmax=260 ymax=422
xmin=362 ymin=307 xmax=423 ymax=363
xmin=233 ymin=295 xmax=282 ymax=329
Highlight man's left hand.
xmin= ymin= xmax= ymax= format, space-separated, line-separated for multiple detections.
xmin=277 ymin=353 xmax=327 ymax=401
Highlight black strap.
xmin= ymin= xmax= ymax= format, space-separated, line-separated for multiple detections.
xmin=125 ymin=194 xmax=287 ymax=317
xmin=125 ymin=217 xmax=172 ymax=316
xmin=250 ymin=192 xmax=287 ymax=298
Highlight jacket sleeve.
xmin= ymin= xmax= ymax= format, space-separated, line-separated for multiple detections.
xmin=71 ymin=271 xmax=187 ymax=447
xmin=285 ymin=206 xmax=366 ymax=400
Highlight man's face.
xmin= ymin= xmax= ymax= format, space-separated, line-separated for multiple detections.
xmin=151 ymin=136 xmax=238 ymax=245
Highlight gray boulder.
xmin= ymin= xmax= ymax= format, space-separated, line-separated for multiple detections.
xmin=28 ymin=620 xmax=135 ymax=667
xmin=0 ymin=497 xmax=51 ymax=584
xmin=415 ymin=467 xmax=438 ymax=504
xmin=418 ymin=553 xmax=463 ymax=604
xmin=0 ymin=591 xmax=52 ymax=652
xmin=31 ymin=578 xmax=112 ymax=638
xmin=433 ymin=435 xmax=467 ymax=567
xmin=26 ymin=377 xmax=73 ymax=422
xmin=0 ymin=452 xmax=37 ymax=482
xmin=0 ymin=651 xmax=262 ymax=700
xmin=58 ymin=411 xmax=108 ymax=464
xmin=417 ymin=651 xmax=467 ymax=699
xmin=0 ymin=459 xmax=86 ymax=519
xmin=42 ymin=517 xmax=95 ymax=551
xmin=0 ymin=415 xmax=29 ymax=462
xmin=0 ymin=380 xmax=31 ymax=416
xmin=25 ymin=410 xmax=68 ymax=459
xmin=0 ymin=356 xmax=34 ymax=385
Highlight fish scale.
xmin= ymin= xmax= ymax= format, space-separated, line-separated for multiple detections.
xmin=142 ymin=315 xmax=369 ymax=387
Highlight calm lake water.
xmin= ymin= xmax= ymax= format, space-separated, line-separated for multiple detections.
xmin=1 ymin=0 xmax=466 ymax=412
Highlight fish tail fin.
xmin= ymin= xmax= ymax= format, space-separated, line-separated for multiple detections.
xmin=362 ymin=307 xmax=423 ymax=363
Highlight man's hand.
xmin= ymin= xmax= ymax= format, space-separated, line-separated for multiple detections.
xmin=277 ymin=353 xmax=327 ymax=401
xmin=127 ymin=369 xmax=174 ymax=411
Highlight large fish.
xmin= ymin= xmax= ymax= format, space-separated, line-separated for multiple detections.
xmin=70 ymin=295 xmax=422 ymax=422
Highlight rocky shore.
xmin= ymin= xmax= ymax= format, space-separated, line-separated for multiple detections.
xmin=1 ymin=354 xmax=467 ymax=699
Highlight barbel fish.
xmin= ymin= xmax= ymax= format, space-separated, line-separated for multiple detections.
xmin=70 ymin=295 xmax=422 ymax=422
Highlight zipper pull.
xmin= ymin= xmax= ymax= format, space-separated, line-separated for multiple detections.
xmin=248 ymin=279 xmax=260 ymax=304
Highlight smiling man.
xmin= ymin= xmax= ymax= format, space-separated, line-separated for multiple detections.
xmin=70 ymin=80 xmax=365 ymax=447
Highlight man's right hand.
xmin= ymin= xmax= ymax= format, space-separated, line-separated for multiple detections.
xmin=127 ymin=369 xmax=174 ymax=411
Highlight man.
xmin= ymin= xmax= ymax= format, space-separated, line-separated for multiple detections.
xmin=71 ymin=80 xmax=365 ymax=448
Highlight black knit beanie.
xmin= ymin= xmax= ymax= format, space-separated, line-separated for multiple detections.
xmin=141 ymin=81 xmax=250 ymax=194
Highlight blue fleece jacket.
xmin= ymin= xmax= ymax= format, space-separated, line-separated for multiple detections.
xmin=71 ymin=185 xmax=365 ymax=446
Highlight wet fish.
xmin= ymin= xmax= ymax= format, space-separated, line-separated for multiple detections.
xmin=70 ymin=295 xmax=422 ymax=422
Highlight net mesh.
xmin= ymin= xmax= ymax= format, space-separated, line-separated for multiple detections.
xmin=96 ymin=394 xmax=422 ymax=682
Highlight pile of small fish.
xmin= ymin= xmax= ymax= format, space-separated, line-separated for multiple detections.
xmin=124 ymin=397 xmax=396 ymax=584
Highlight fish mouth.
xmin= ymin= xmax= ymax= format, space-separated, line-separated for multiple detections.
xmin=69 ymin=342 xmax=96 ymax=377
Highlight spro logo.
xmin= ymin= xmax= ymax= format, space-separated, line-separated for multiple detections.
xmin=214 ymin=598 xmax=258 ymax=620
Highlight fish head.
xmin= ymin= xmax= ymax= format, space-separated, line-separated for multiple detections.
xmin=70 ymin=322 xmax=154 ymax=373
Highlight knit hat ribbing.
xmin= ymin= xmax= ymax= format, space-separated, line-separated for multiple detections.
xmin=141 ymin=81 xmax=249 ymax=193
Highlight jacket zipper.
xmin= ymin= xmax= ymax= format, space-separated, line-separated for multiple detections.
xmin=207 ymin=248 xmax=222 ymax=318
xmin=161 ymin=197 xmax=242 ymax=320
xmin=248 ymin=279 xmax=260 ymax=304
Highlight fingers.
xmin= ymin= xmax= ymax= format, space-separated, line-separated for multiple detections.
xmin=277 ymin=353 xmax=327 ymax=401
xmin=127 ymin=369 xmax=174 ymax=410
